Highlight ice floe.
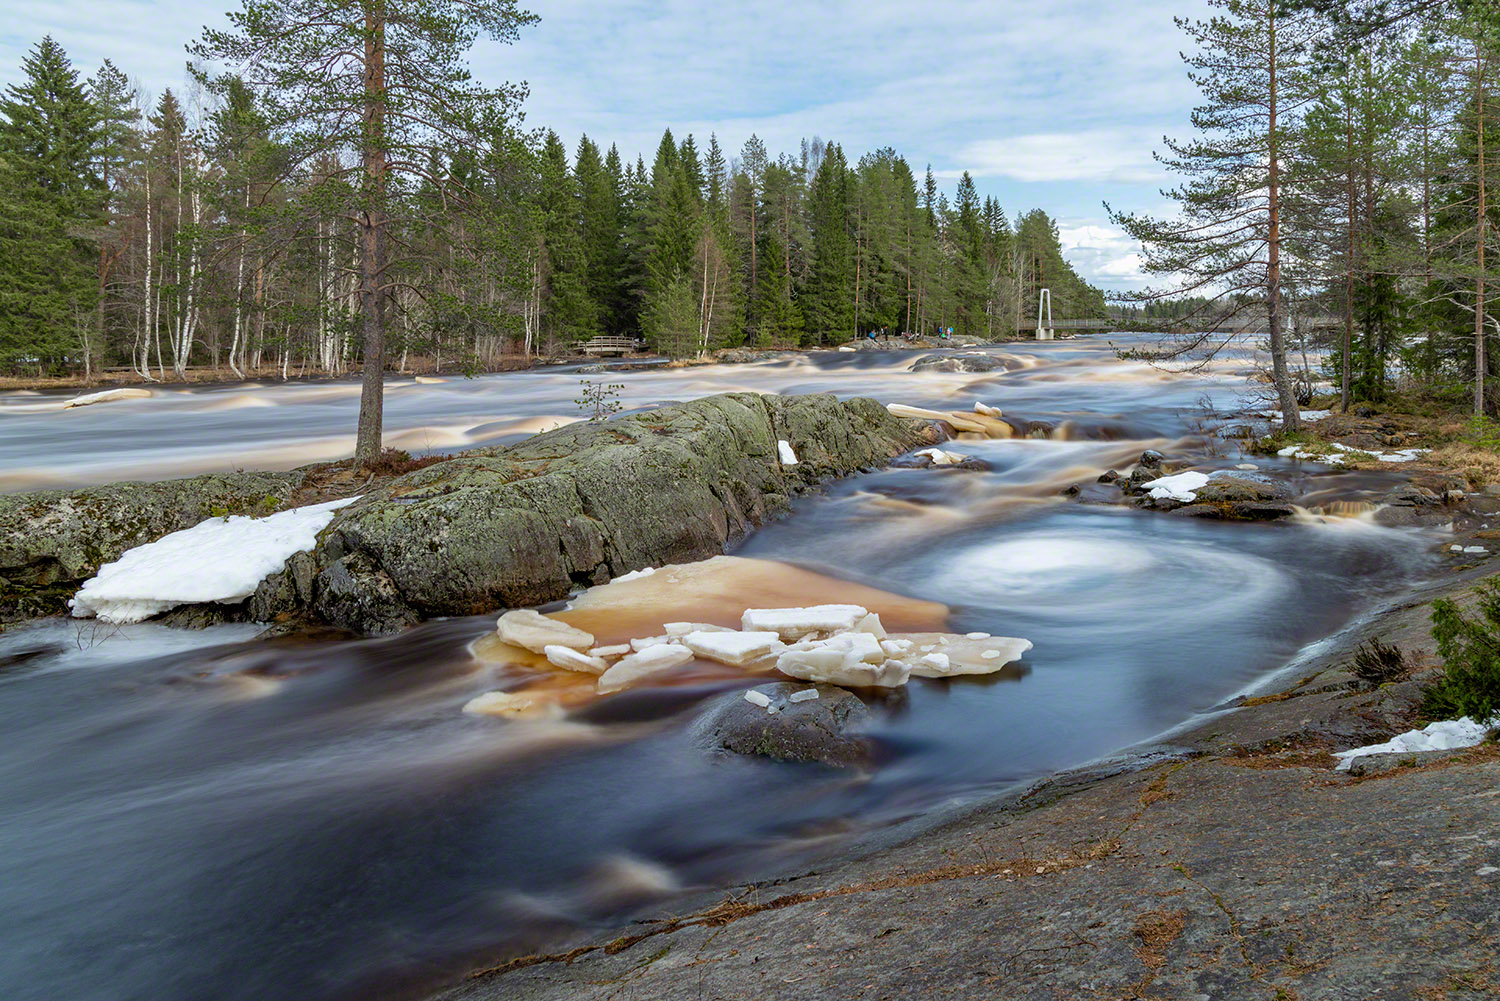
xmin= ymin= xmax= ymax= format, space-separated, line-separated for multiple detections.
xmin=1333 ymin=717 xmax=1493 ymax=771
xmin=681 ymin=630 xmax=785 ymax=666
xmin=597 ymin=643 xmax=694 ymax=693
xmin=69 ymin=497 xmax=357 ymax=624
xmin=742 ymin=604 xmax=871 ymax=639
xmin=496 ymin=608 xmax=595 ymax=653
xmin=544 ymin=644 xmax=608 ymax=674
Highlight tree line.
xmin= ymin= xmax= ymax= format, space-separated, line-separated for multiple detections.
xmin=1117 ymin=0 xmax=1500 ymax=425
xmin=0 ymin=24 xmax=1104 ymax=390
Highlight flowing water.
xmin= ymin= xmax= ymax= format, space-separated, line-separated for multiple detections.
xmin=0 ymin=335 xmax=1443 ymax=1001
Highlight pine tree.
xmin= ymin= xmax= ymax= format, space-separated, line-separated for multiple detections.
xmin=193 ymin=0 xmax=538 ymax=467
xmin=1110 ymin=0 xmax=1316 ymax=428
xmin=575 ymin=134 xmax=623 ymax=335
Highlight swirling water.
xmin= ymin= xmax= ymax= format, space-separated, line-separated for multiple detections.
xmin=0 ymin=335 xmax=1440 ymax=1001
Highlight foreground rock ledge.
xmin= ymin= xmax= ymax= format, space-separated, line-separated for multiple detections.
xmin=303 ymin=392 xmax=931 ymax=634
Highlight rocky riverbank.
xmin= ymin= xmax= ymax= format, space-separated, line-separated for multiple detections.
xmin=426 ymin=564 xmax=1500 ymax=1001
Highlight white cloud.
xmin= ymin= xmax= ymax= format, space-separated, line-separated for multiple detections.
xmin=944 ymin=132 xmax=1164 ymax=184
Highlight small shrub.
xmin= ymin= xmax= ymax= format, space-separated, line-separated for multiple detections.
xmin=1463 ymin=413 xmax=1500 ymax=451
xmin=1423 ymin=579 xmax=1500 ymax=725
xmin=1349 ymin=637 xmax=1410 ymax=689
xmin=575 ymin=379 xmax=624 ymax=421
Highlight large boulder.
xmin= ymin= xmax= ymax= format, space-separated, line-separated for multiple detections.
xmin=0 ymin=471 xmax=307 ymax=624
xmin=310 ymin=392 xmax=929 ymax=633
xmin=691 ymin=682 xmax=871 ymax=766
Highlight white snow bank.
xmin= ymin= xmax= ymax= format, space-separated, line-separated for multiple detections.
xmin=70 ymin=497 xmax=357 ymax=623
xmin=1333 ymin=717 xmax=1492 ymax=771
xmin=778 ymin=440 xmax=799 ymax=465
xmin=1141 ymin=470 xmax=1210 ymax=503
xmin=64 ymin=387 xmax=153 ymax=408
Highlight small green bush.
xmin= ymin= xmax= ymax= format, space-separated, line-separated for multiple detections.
xmin=1463 ymin=413 xmax=1500 ymax=451
xmin=1424 ymin=579 xmax=1500 ymax=724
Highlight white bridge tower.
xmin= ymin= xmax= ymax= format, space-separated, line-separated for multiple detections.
xmin=1036 ymin=288 xmax=1054 ymax=340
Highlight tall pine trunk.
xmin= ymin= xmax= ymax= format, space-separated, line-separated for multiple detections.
xmin=1266 ymin=7 xmax=1301 ymax=431
xmin=354 ymin=3 xmax=388 ymax=468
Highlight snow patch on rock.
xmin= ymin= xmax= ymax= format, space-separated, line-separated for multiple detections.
xmin=1141 ymin=470 xmax=1210 ymax=503
xmin=1333 ymin=717 xmax=1492 ymax=771
xmin=69 ymin=497 xmax=357 ymax=624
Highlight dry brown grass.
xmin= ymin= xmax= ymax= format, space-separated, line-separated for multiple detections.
xmin=1428 ymin=441 xmax=1500 ymax=489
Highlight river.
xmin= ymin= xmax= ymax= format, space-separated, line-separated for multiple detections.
xmin=0 ymin=335 xmax=1441 ymax=1001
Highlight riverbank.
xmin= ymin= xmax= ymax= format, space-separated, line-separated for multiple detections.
xmin=431 ymin=562 xmax=1500 ymax=1001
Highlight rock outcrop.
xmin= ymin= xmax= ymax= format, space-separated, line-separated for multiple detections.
xmin=0 ymin=471 xmax=306 ymax=624
xmin=307 ymin=393 xmax=931 ymax=634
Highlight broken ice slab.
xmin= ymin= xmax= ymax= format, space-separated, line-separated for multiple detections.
xmin=743 ymin=690 xmax=772 ymax=708
xmin=495 ymin=609 xmax=595 ymax=654
xmin=544 ymin=644 xmax=609 ymax=675
xmin=741 ymin=604 xmax=869 ymax=639
xmin=788 ymin=688 xmax=819 ymax=702
xmin=775 ymin=646 xmax=911 ymax=688
xmin=597 ymin=643 xmax=694 ymax=693
xmin=892 ymin=633 xmax=1033 ymax=677
xmin=682 ymin=630 xmax=786 ymax=666
xmin=664 ymin=621 xmax=736 ymax=637
xmin=462 ymin=690 xmax=561 ymax=719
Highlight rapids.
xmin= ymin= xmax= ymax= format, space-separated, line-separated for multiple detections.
xmin=0 ymin=334 xmax=1443 ymax=1001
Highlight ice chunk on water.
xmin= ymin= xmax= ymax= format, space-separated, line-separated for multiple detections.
xmin=895 ymin=633 xmax=1033 ymax=678
xmin=775 ymin=643 xmax=909 ymax=687
xmin=589 ymin=644 xmax=631 ymax=659
xmin=974 ymin=401 xmax=1003 ymax=417
xmin=682 ymin=630 xmax=785 ymax=666
xmin=630 ymin=634 xmax=672 ymax=651
xmin=664 ymin=621 xmax=735 ymax=637
xmin=69 ymin=497 xmax=358 ymax=624
xmin=597 ymin=643 xmax=694 ymax=693
xmin=742 ymin=604 xmax=869 ymax=639
xmin=855 ymin=612 xmax=887 ymax=639
xmin=1333 ymin=717 xmax=1492 ymax=771
xmin=544 ymin=644 xmax=608 ymax=675
xmin=778 ymin=440 xmax=799 ymax=465
xmin=917 ymin=652 xmax=950 ymax=673
xmin=462 ymin=690 xmax=560 ymax=718
xmin=495 ymin=609 xmax=595 ymax=654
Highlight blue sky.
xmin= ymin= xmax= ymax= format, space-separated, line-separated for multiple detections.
xmin=0 ymin=0 xmax=1210 ymax=292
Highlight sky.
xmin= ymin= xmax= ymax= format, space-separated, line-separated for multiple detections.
xmin=0 ymin=0 xmax=1211 ymax=293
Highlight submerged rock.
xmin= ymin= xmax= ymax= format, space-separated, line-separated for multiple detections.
xmin=908 ymin=353 xmax=1008 ymax=374
xmin=692 ymin=682 xmax=871 ymax=766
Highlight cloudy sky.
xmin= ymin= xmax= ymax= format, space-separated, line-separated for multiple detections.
xmin=0 ymin=0 xmax=1209 ymax=291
